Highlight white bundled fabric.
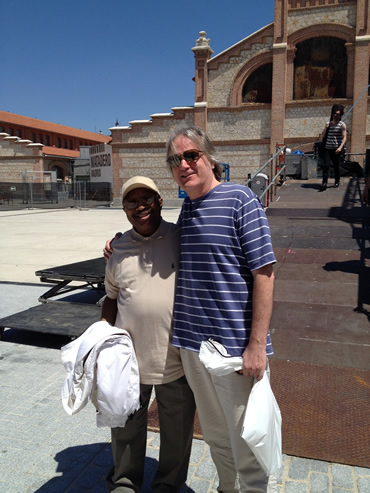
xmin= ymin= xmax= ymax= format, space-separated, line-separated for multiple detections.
xmin=199 ymin=338 xmax=282 ymax=475
xmin=241 ymin=371 xmax=282 ymax=475
xmin=61 ymin=320 xmax=140 ymax=428
xmin=199 ymin=338 xmax=243 ymax=376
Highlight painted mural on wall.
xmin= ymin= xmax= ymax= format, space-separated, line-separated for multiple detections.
xmin=293 ymin=37 xmax=347 ymax=100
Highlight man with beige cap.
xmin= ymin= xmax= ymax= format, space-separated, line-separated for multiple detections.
xmin=101 ymin=176 xmax=195 ymax=493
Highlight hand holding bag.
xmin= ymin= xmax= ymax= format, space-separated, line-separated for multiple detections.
xmin=199 ymin=339 xmax=283 ymax=475
xmin=241 ymin=371 xmax=282 ymax=475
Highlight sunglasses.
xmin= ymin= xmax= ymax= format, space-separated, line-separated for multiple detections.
xmin=167 ymin=149 xmax=204 ymax=168
xmin=123 ymin=194 xmax=157 ymax=210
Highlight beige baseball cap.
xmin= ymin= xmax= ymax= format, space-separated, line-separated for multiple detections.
xmin=121 ymin=176 xmax=160 ymax=201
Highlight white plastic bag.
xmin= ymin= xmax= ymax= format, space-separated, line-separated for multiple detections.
xmin=199 ymin=338 xmax=243 ymax=376
xmin=241 ymin=371 xmax=282 ymax=475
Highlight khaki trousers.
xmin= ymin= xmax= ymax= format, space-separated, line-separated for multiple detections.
xmin=181 ymin=349 xmax=269 ymax=493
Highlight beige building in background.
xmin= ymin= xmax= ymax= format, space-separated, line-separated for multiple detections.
xmin=110 ymin=0 xmax=370 ymax=201
xmin=0 ymin=111 xmax=111 ymax=184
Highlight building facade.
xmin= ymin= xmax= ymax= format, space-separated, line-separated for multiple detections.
xmin=110 ymin=0 xmax=370 ymax=201
xmin=0 ymin=111 xmax=111 ymax=183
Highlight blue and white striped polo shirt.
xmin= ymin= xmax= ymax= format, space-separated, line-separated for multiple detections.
xmin=172 ymin=182 xmax=276 ymax=357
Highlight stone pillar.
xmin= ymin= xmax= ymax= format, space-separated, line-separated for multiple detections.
xmin=192 ymin=31 xmax=213 ymax=130
xmin=274 ymin=0 xmax=287 ymax=45
xmin=350 ymin=37 xmax=370 ymax=154
xmin=345 ymin=42 xmax=355 ymax=99
xmin=350 ymin=0 xmax=370 ymax=154
xmin=270 ymin=0 xmax=288 ymax=156
xmin=286 ymin=47 xmax=297 ymax=102
xmin=271 ymin=45 xmax=287 ymax=156
xmin=110 ymin=127 xmax=124 ymax=201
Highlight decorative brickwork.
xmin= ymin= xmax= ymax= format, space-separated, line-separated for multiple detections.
xmin=109 ymin=0 xmax=369 ymax=201
xmin=0 ymin=134 xmax=44 ymax=182
xmin=288 ymin=5 xmax=357 ymax=34
xmin=0 ymin=111 xmax=111 ymax=183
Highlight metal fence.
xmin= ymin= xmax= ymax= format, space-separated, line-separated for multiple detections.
xmin=0 ymin=181 xmax=113 ymax=210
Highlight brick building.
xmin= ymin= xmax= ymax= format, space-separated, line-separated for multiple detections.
xmin=0 ymin=111 xmax=111 ymax=183
xmin=110 ymin=0 xmax=370 ymax=201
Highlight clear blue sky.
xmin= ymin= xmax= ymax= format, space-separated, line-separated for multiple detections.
xmin=1 ymin=0 xmax=275 ymax=135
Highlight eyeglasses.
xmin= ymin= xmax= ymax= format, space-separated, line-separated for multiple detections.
xmin=123 ymin=194 xmax=157 ymax=210
xmin=167 ymin=149 xmax=204 ymax=168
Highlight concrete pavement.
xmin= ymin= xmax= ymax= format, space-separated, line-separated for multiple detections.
xmin=1 ymin=200 xmax=370 ymax=492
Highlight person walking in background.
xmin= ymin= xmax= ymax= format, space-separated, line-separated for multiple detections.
xmin=166 ymin=126 xmax=276 ymax=493
xmin=102 ymin=176 xmax=195 ymax=492
xmin=319 ymin=104 xmax=347 ymax=192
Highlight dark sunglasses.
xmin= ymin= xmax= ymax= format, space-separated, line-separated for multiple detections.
xmin=123 ymin=194 xmax=157 ymax=210
xmin=167 ymin=149 xmax=204 ymax=168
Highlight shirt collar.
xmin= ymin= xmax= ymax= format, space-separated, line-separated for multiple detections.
xmin=130 ymin=218 xmax=168 ymax=241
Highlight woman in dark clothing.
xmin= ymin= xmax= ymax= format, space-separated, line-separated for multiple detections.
xmin=319 ymin=104 xmax=347 ymax=192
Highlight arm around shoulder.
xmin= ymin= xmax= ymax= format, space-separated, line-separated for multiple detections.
xmin=101 ymin=296 xmax=118 ymax=326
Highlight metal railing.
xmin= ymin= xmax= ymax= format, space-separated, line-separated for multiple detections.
xmin=246 ymin=146 xmax=287 ymax=206
xmin=0 ymin=181 xmax=113 ymax=210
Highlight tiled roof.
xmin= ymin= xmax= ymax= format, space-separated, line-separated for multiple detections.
xmin=0 ymin=110 xmax=111 ymax=143
xmin=42 ymin=146 xmax=81 ymax=158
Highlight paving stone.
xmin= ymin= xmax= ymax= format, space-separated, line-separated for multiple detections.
xmin=189 ymin=440 xmax=208 ymax=463
xmin=284 ymin=481 xmax=308 ymax=492
xmin=195 ymin=457 xmax=218 ymax=481
xmin=309 ymin=472 xmax=330 ymax=492
xmin=357 ymin=477 xmax=370 ymax=493
xmin=354 ymin=466 xmax=370 ymax=476
xmin=310 ymin=460 xmax=329 ymax=473
xmin=289 ymin=457 xmax=311 ymax=480
xmin=187 ymin=478 xmax=213 ymax=492
xmin=332 ymin=464 xmax=354 ymax=489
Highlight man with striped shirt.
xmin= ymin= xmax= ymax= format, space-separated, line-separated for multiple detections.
xmin=166 ymin=126 xmax=276 ymax=493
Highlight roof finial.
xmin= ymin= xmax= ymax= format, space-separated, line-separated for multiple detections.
xmin=195 ymin=31 xmax=211 ymax=48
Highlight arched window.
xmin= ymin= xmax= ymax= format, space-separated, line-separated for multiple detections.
xmin=50 ymin=165 xmax=64 ymax=180
xmin=293 ymin=37 xmax=347 ymax=100
xmin=242 ymin=63 xmax=272 ymax=103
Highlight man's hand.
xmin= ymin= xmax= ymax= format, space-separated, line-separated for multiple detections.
xmin=241 ymin=342 xmax=266 ymax=381
xmin=103 ymin=232 xmax=122 ymax=262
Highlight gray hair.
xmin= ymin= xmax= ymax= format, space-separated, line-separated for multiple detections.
xmin=166 ymin=125 xmax=223 ymax=182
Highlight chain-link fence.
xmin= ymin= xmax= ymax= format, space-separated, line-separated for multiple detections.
xmin=0 ymin=181 xmax=112 ymax=210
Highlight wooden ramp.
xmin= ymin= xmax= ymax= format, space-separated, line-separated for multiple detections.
xmin=266 ymin=177 xmax=370 ymax=466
